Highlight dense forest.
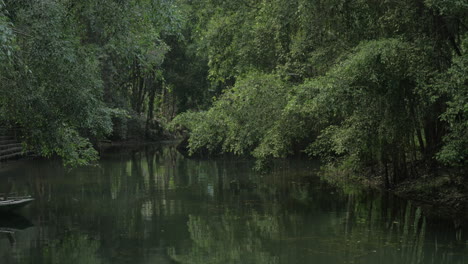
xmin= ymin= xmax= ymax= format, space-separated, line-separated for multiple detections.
xmin=0 ymin=1 xmax=466 ymax=187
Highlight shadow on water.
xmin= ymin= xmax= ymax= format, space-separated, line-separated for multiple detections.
xmin=0 ymin=213 xmax=34 ymax=230
xmin=0 ymin=213 xmax=34 ymax=247
xmin=0 ymin=143 xmax=466 ymax=264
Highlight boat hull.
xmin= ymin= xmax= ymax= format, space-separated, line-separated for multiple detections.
xmin=0 ymin=198 xmax=34 ymax=213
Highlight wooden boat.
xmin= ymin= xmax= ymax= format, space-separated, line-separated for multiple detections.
xmin=0 ymin=196 xmax=34 ymax=213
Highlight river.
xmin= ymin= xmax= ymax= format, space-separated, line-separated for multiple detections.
xmin=0 ymin=144 xmax=466 ymax=264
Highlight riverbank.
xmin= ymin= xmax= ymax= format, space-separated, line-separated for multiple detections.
xmin=97 ymin=139 xmax=179 ymax=151
xmin=394 ymin=175 xmax=468 ymax=214
xmin=320 ymin=165 xmax=468 ymax=217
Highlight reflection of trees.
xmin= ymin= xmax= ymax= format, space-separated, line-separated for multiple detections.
xmin=0 ymin=146 xmax=466 ymax=264
xmin=170 ymin=171 xmax=467 ymax=264
xmin=20 ymin=233 xmax=100 ymax=264
xmin=337 ymin=193 xmax=466 ymax=264
xmin=0 ymin=145 xmax=182 ymax=263
xmin=11 ymin=145 xmax=233 ymax=264
xmin=169 ymin=211 xmax=280 ymax=264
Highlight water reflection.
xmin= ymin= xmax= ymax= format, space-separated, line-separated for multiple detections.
xmin=0 ymin=144 xmax=466 ymax=264
xmin=0 ymin=214 xmax=33 ymax=246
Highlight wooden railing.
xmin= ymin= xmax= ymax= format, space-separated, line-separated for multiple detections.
xmin=0 ymin=126 xmax=24 ymax=161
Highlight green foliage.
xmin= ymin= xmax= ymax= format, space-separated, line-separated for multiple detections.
xmin=253 ymin=39 xmax=437 ymax=172
xmin=0 ymin=0 xmax=113 ymax=166
xmin=175 ymin=0 xmax=467 ymax=181
xmin=172 ymin=73 xmax=288 ymax=156
xmin=306 ymin=39 xmax=431 ymax=162
xmin=436 ymin=36 xmax=468 ymax=167
xmin=0 ymin=1 xmax=15 ymax=66
xmin=45 ymin=127 xmax=100 ymax=168
xmin=2 ymin=0 xmax=467 ymax=176
xmin=0 ymin=0 xmax=182 ymax=166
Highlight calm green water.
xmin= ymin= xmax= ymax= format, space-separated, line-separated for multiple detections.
xmin=0 ymin=144 xmax=466 ymax=264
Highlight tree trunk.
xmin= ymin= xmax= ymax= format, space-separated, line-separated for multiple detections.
xmin=146 ymin=75 xmax=157 ymax=138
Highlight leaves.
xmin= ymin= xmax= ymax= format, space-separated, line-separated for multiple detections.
xmin=0 ymin=0 xmax=179 ymax=166
xmin=171 ymin=73 xmax=288 ymax=156
xmin=175 ymin=0 xmax=467 ymax=179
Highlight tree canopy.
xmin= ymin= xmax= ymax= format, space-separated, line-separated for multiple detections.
xmin=0 ymin=0 xmax=187 ymax=165
xmin=0 ymin=0 xmax=466 ymax=181
xmin=171 ymin=0 xmax=467 ymax=184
